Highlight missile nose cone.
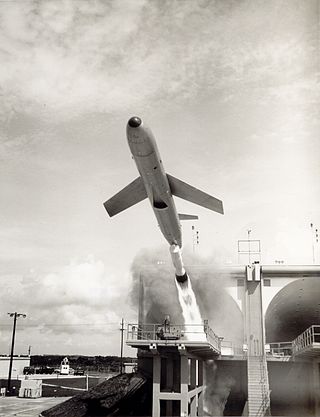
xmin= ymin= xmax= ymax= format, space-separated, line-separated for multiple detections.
xmin=128 ymin=116 xmax=142 ymax=128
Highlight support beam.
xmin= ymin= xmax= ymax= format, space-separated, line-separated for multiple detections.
xmin=152 ymin=355 xmax=161 ymax=417
xmin=166 ymin=357 xmax=173 ymax=417
xmin=190 ymin=359 xmax=196 ymax=389
xmin=180 ymin=355 xmax=189 ymax=416
xmin=198 ymin=360 xmax=204 ymax=416
xmin=190 ymin=395 xmax=197 ymax=416
xmin=245 ymin=264 xmax=270 ymax=416
xmin=313 ymin=360 xmax=320 ymax=416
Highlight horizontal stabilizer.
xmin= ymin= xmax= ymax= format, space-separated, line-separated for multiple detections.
xmin=167 ymin=174 xmax=224 ymax=215
xmin=178 ymin=213 xmax=199 ymax=220
xmin=104 ymin=177 xmax=147 ymax=217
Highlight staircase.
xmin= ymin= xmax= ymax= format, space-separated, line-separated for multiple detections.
xmin=247 ymin=356 xmax=270 ymax=416
xmin=245 ymin=273 xmax=270 ymax=417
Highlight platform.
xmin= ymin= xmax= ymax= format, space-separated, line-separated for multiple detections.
xmin=292 ymin=325 xmax=320 ymax=359
xmin=127 ymin=321 xmax=219 ymax=417
xmin=126 ymin=322 xmax=221 ymax=358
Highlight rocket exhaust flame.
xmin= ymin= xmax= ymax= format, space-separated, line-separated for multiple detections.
xmin=169 ymin=244 xmax=206 ymax=341
xmin=175 ymin=277 xmax=206 ymax=342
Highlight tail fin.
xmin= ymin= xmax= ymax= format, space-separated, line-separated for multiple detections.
xmin=167 ymin=174 xmax=224 ymax=215
xmin=178 ymin=213 xmax=198 ymax=220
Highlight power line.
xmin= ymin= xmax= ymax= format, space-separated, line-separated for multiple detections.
xmin=0 ymin=322 xmax=120 ymax=328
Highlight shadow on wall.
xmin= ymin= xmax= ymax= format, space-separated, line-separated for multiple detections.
xmin=268 ymin=361 xmax=315 ymax=416
xmin=204 ymin=360 xmax=247 ymax=416
xmin=204 ymin=360 xmax=235 ymax=416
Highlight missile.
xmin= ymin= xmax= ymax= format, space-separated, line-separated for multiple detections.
xmin=170 ymin=244 xmax=188 ymax=284
xmin=103 ymin=117 xmax=224 ymax=257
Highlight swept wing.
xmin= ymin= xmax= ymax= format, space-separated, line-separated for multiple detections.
xmin=167 ymin=174 xmax=224 ymax=215
xmin=104 ymin=177 xmax=147 ymax=217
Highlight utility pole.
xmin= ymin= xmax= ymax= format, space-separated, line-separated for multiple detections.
xmin=28 ymin=345 xmax=32 ymax=356
xmin=120 ymin=318 xmax=125 ymax=374
xmin=192 ymin=225 xmax=195 ymax=253
xmin=7 ymin=312 xmax=26 ymax=394
xmin=247 ymin=229 xmax=252 ymax=264
xmin=310 ymin=223 xmax=319 ymax=264
xmin=311 ymin=223 xmax=315 ymax=264
xmin=192 ymin=225 xmax=200 ymax=253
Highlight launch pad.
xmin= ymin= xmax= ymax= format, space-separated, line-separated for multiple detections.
xmin=130 ymin=264 xmax=320 ymax=417
xmin=127 ymin=321 xmax=221 ymax=358
xmin=127 ymin=320 xmax=220 ymax=417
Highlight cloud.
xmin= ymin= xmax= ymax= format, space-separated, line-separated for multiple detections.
xmin=0 ymin=256 xmax=135 ymax=354
xmin=0 ymin=0 xmax=318 ymax=126
xmin=0 ymin=0 xmax=319 ymax=356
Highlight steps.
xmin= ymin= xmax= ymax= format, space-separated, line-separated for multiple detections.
xmin=247 ymin=356 xmax=270 ymax=417
xmin=245 ymin=279 xmax=270 ymax=416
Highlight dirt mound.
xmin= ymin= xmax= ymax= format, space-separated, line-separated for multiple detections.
xmin=41 ymin=372 xmax=151 ymax=417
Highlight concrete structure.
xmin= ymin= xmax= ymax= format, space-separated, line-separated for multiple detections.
xmin=19 ymin=379 xmax=42 ymax=398
xmin=127 ymin=322 xmax=220 ymax=416
xmin=133 ymin=264 xmax=320 ymax=416
xmin=0 ymin=355 xmax=30 ymax=378
xmin=226 ymin=264 xmax=320 ymax=415
xmin=124 ymin=361 xmax=138 ymax=373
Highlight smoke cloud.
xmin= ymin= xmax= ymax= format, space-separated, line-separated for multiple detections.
xmin=129 ymin=246 xmax=243 ymax=415
xmin=130 ymin=247 xmax=243 ymax=341
xmin=204 ymin=360 xmax=236 ymax=416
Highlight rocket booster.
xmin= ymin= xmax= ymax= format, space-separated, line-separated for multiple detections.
xmin=170 ymin=244 xmax=188 ymax=283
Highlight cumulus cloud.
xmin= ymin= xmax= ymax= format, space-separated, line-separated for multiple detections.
xmin=0 ymin=256 xmax=134 ymax=354
xmin=0 ymin=0 xmax=318 ymax=125
xmin=0 ymin=0 xmax=319 ymax=356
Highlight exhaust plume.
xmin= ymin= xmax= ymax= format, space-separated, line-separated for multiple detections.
xmin=175 ymin=278 xmax=206 ymax=341
xmin=129 ymin=247 xmax=244 ymax=416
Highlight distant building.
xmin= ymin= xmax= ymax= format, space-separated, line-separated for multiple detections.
xmin=60 ymin=357 xmax=70 ymax=375
xmin=124 ymin=361 xmax=137 ymax=373
xmin=0 ymin=356 xmax=30 ymax=378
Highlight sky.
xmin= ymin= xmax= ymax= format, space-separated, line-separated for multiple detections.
xmin=0 ymin=0 xmax=319 ymax=356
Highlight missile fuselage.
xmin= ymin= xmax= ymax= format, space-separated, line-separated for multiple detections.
xmin=127 ymin=119 xmax=182 ymax=247
xmin=104 ymin=117 xmax=224 ymax=282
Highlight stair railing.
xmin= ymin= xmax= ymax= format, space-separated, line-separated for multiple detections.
xmin=255 ymin=355 xmax=270 ymax=417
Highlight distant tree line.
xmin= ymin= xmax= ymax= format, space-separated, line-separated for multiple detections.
xmin=30 ymin=355 xmax=136 ymax=372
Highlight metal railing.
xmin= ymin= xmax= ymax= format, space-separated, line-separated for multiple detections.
xmin=268 ymin=341 xmax=293 ymax=357
xmin=247 ymin=355 xmax=270 ymax=417
xmin=258 ymin=356 xmax=270 ymax=416
xmin=220 ymin=340 xmax=246 ymax=357
xmin=292 ymin=325 xmax=320 ymax=355
xmin=126 ymin=322 xmax=221 ymax=351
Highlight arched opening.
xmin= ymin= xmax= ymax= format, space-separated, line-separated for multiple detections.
xmin=265 ymin=277 xmax=320 ymax=343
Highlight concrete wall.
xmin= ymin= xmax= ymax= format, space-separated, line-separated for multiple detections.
xmin=268 ymin=361 xmax=315 ymax=416
xmin=0 ymin=356 xmax=30 ymax=378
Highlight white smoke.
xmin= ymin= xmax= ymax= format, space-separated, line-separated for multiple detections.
xmin=175 ymin=279 xmax=206 ymax=342
xmin=169 ymin=244 xmax=206 ymax=341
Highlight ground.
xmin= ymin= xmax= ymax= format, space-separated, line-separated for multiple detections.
xmin=0 ymin=397 xmax=70 ymax=417
xmin=0 ymin=374 xmax=112 ymax=397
